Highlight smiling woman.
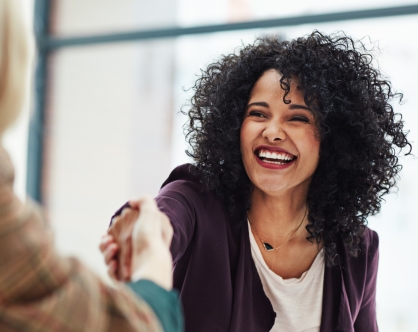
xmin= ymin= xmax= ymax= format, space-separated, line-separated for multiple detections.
xmin=102 ymin=30 xmax=411 ymax=331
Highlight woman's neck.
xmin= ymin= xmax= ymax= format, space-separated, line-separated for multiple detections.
xmin=248 ymin=186 xmax=309 ymax=241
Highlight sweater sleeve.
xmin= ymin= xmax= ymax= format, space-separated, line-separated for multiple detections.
xmin=353 ymin=230 xmax=379 ymax=331
xmin=156 ymin=181 xmax=198 ymax=264
xmin=128 ymin=280 xmax=183 ymax=332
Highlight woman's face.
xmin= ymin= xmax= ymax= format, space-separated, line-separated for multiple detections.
xmin=240 ymin=69 xmax=320 ymax=196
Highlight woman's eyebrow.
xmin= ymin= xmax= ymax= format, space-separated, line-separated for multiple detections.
xmin=246 ymin=101 xmax=269 ymax=109
xmin=289 ymin=104 xmax=311 ymax=112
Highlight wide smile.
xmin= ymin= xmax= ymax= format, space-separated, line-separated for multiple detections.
xmin=254 ymin=147 xmax=297 ymax=169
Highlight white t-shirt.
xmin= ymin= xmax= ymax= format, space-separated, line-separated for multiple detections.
xmin=248 ymin=221 xmax=325 ymax=332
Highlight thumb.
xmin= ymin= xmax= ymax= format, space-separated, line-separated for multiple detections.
xmin=129 ymin=195 xmax=157 ymax=211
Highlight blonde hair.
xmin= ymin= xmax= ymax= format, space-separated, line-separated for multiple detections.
xmin=0 ymin=0 xmax=32 ymax=134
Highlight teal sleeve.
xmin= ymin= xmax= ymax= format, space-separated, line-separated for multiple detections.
xmin=128 ymin=279 xmax=183 ymax=332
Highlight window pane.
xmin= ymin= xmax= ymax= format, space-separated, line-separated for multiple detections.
xmin=52 ymin=0 xmax=177 ymax=36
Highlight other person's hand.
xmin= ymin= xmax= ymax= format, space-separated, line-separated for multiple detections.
xmin=99 ymin=233 xmax=120 ymax=280
xmin=129 ymin=196 xmax=173 ymax=289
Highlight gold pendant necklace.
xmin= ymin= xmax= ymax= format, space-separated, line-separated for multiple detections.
xmin=248 ymin=205 xmax=307 ymax=252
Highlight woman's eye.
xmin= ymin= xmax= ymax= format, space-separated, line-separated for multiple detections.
xmin=290 ymin=116 xmax=309 ymax=123
xmin=248 ymin=111 xmax=266 ymax=118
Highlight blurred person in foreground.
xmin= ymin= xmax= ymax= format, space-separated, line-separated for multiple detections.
xmin=102 ymin=31 xmax=412 ymax=331
xmin=0 ymin=0 xmax=182 ymax=331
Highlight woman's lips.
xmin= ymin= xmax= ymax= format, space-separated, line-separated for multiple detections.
xmin=254 ymin=146 xmax=297 ymax=170
xmin=255 ymin=145 xmax=295 ymax=156
xmin=255 ymin=154 xmax=296 ymax=169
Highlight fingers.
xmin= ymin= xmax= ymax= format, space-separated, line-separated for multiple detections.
xmin=103 ymin=242 xmax=119 ymax=265
xmin=116 ymin=208 xmax=138 ymax=281
xmin=108 ymin=207 xmax=138 ymax=237
xmin=100 ymin=234 xmax=120 ymax=280
xmin=107 ymin=260 xmax=119 ymax=280
xmin=119 ymin=236 xmax=132 ymax=281
xmin=128 ymin=195 xmax=157 ymax=211
xmin=99 ymin=234 xmax=114 ymax=253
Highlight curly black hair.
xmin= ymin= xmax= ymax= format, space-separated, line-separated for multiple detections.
xmin=184 ymin=30 xmax=411 ymax=266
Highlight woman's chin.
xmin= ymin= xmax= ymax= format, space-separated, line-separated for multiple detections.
xmin=252 ymin=174 xmax=313 ymax=197
xmin=253 ymin=180 xmax=290 ymax=196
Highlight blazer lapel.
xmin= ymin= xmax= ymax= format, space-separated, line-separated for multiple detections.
xmin=320 ymin=259 xmax=354 ymax=332
xmin=336 ymin=272 xmax=354 ymax=331
xmin=320 ymin=263 xmax=342 ymax=331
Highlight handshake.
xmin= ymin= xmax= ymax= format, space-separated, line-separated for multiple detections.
xmin=99 ymin=196 xmax=173 ymax=290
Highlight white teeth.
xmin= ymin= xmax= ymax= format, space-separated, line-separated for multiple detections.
xmin=258 ymin=149 xmax=294 ymax=161
xmin=262 ymin=159 xmax=287 ymax=165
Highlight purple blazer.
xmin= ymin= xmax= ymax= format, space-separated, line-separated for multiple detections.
xmin=115 ymin=164 xmax=379 ymax=331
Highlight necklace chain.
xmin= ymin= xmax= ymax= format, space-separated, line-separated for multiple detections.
xmin=248 ymin=205 xmax=307 ymax=252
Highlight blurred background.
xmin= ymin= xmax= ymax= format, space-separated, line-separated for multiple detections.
xmin=4 ymin=0 xmax=418 ymax=330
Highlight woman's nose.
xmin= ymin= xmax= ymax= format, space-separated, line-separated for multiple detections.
xmin=262 ymin=122 xmax=286 ymax=142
